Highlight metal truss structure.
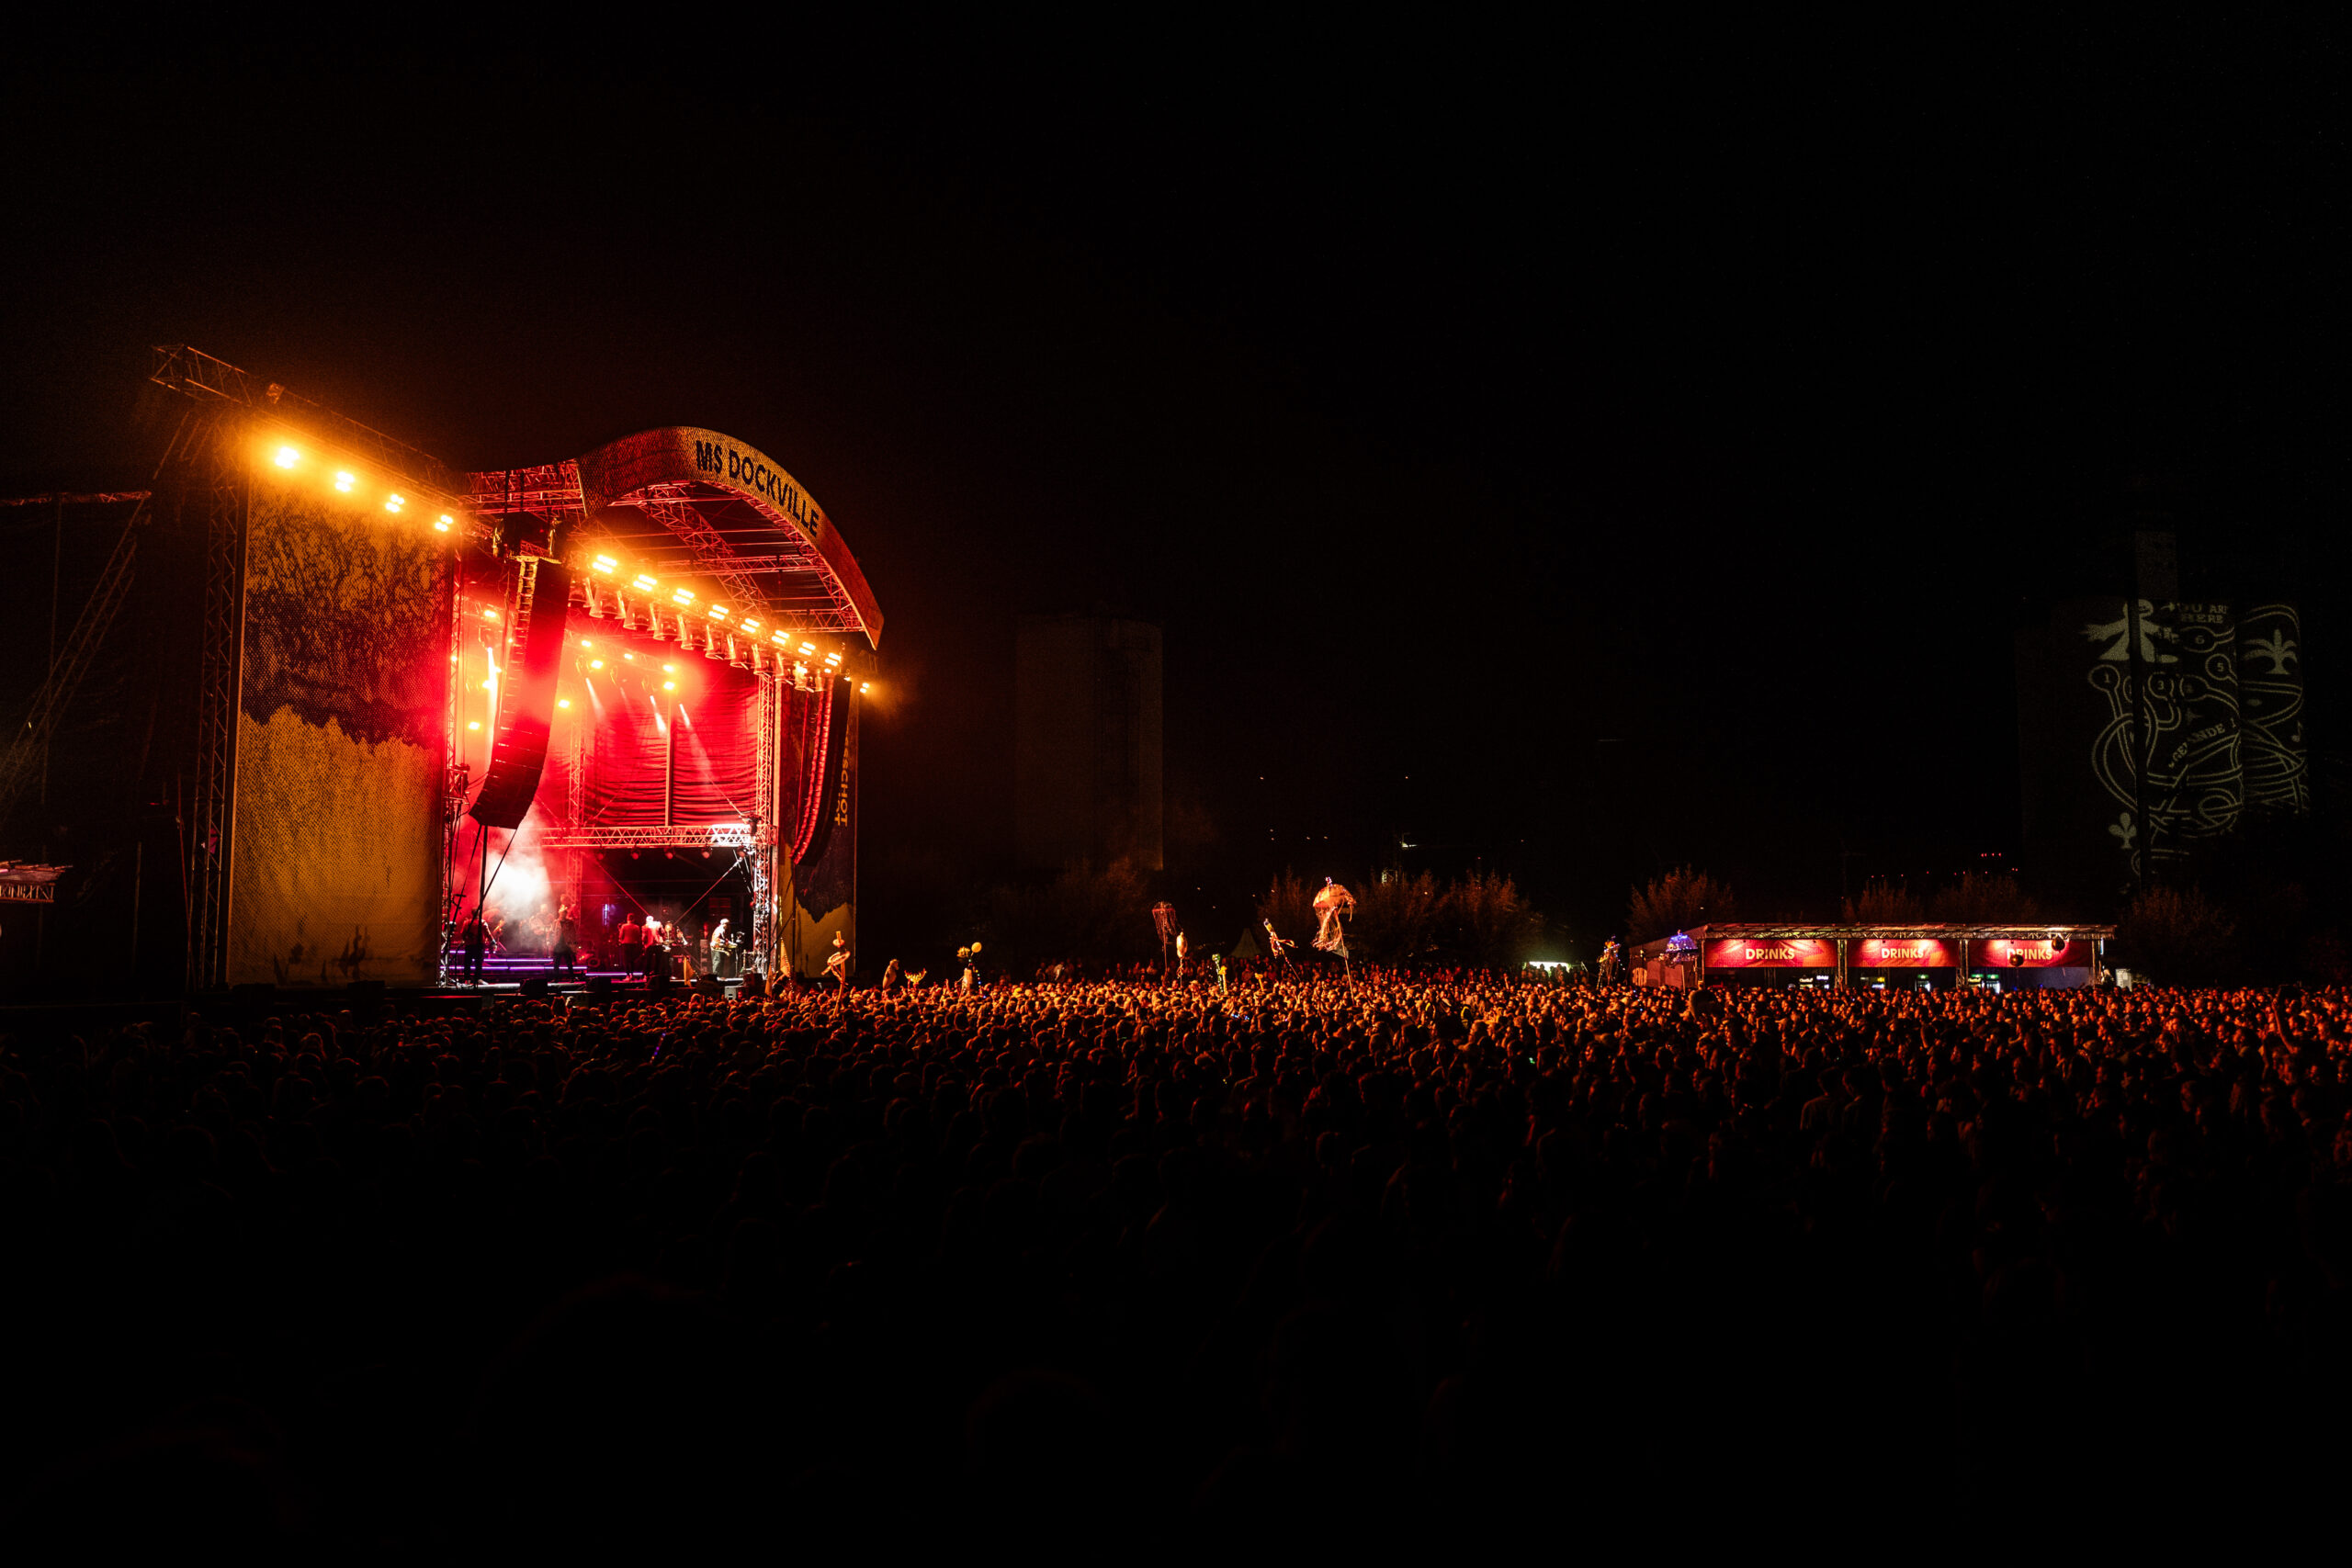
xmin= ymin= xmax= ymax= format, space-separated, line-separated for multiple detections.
xmin=751 ymin=671 xmax=780 ymax=971
xmin=631 ymin=482 xmax=775 ymax=618
xmin=468 ymin=460 xmax=873 ymax=640
xmin=152 ymin=344 xmax=466 ymax=500
xmin=186 ymin=418 xmax=248 ymax=992
xmin=537 ymin=824 xmax=759 ymax=852
xmin=0 ymin=488 xmax=155 ymax=835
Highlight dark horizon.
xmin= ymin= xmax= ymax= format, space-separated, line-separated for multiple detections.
xmin=4 ymin=23 xmax=2342 ymax=964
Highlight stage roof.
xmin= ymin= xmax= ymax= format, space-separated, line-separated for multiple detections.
xmin=469 ymin=427 xmax=883 ymax=649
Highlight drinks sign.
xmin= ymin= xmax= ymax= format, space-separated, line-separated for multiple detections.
xmin=1850 ymin=939 xmax=1956 ymax=968
xmin=1702 ymin=939 xmax=1835 ymax=968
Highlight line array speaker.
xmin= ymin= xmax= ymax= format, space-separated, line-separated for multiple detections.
xmin=469 ymin=558 xmax=573 ymax=829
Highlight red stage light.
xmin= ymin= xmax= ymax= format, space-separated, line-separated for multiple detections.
xmin=384 ymin=493 xmax=406 ymax=513
xmin=662 ymin=680 xmax=676 ymax=692
xmin=557 ymin=697 xmax=571 ymax=709
xmin=273 ymin=445 xmax=300 ymax=469
xmin=588 ymin=659 xmax=604 ymax=670
xmin=593 ymin=555 xmax=617 ymax=573
xmin=467 ymin=720 xmax=481 ymax=730
xmin=483 ymin=608 xmax=501 ymax=622
xmin=334 ymin=471 xmax=356 ymax=493
xmin=435 ymin=514 xmax=454 ymax=532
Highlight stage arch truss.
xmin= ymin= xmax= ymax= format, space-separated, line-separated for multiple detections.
xmin=469 ymin=426 xmax=882 ymax=647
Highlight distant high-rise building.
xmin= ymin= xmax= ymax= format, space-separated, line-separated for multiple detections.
xmin=1016 ymin=615 xmax=1162 ymax=871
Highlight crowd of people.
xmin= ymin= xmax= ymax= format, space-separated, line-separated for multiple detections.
xmin=4 ymin=969 xmax=2347 ymax=1543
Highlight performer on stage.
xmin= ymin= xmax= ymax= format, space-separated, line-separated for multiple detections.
xmin=616 ymin=912 xmax=642 ymax=976
xmin=553 ymin=900 xmax=578 ymax=974
xmin=1312 ymin=878 xmax=1356 ymax=966
xmin=461 ymin=908 xmax=487 ymax=984
xmin=1598 ymin=936 xmax=1622 ymax=986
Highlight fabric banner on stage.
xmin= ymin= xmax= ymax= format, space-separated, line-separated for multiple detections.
xmin=231 ymin=470 xmax=447 ymax=986
xmin=1702 ymin=938 xmax=1835 ymax=968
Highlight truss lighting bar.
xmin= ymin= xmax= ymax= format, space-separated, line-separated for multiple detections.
xmin=536 ymin=825 xmax=757 ymax=851
xmin=261 ymin=440 xmax=477 ymax=542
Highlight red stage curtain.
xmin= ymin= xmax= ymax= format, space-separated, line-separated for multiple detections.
xmin=573 ymin=663 xmax=760 ymax=828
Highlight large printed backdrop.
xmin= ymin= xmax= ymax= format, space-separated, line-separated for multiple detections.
xmin=231 ymin=472 xmax=447 ymax=986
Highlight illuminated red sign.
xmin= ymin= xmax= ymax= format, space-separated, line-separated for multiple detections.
xmin=1850 ymin=939 xmax=1956 ymax=968
xmin=1702 ymin=939 xmax=1836 ymax=968
xmin=1974 ymin=939 xmax=2083 ymax=968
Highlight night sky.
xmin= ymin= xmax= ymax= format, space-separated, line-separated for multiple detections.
xmin=3 ymin=21 xmax=2341 ymax=956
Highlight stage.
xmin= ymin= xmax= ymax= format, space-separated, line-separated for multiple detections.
xmin=0 ymin=347 xmax=887 ymax=1000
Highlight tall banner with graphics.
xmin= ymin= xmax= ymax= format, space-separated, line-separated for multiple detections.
xmin=2018 ymin=597 xmax=2143 ymax=889
xmin=784 ymin=694 xmax=857 ymax=977
xmin=2238 ymin=603 xmax=2310 ymax=814
xmin=230 ymin=470 xmax=447 ymax=986
xmin=2142 ymin=602 xmax=2241 ymax=866
xmin=2018 ymin=597 xmax=2301 ymax=896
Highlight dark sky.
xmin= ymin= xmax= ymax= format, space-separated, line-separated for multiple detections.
xmin=3 ymin=19 xmax=2342 ymax=951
